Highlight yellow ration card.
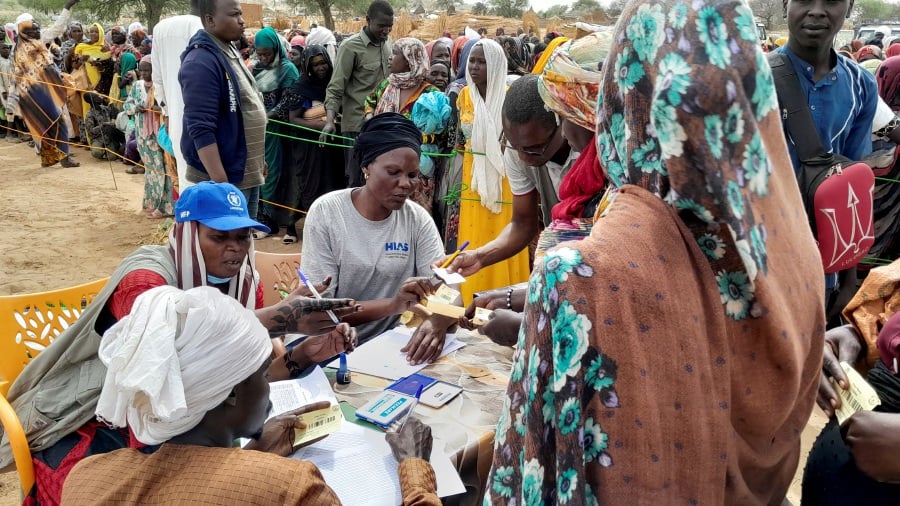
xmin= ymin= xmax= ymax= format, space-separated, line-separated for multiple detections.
xmin=423 ymin=285 xmax=465 ymax=318
xmin=834 ymin=362 xmax=881 ymax=425
xmin=293 ymin=404 xmax=343 ymax=447
xmin=472 ymin=307 xmax=493 ymax=326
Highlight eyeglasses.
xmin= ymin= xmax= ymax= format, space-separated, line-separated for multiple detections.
xmin=499 ymin=121 xmax=560 ymax=157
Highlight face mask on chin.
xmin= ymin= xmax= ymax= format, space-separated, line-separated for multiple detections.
xmin=207 ymin=274 xmax=234 ymax=285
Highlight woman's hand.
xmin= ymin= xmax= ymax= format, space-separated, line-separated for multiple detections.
xmin=464 ymin=288 xmax=525 ymax=315
xmin=269 ymin=295 xmax=358 ymax=336
xmin=818 ymin=325 xmax=864 ymax=418
xmin=297 ymin=323 xmax=358 ymax=363
xmin=434 ymin=250 xmax=483 ymax=277
xmin=477 ymin=309 xmax=521 ymax=347
xmin=401 ymin=315 xmax=454 ymax=365
xmin=244 ymin=401 xmax=330 ymax=456
xmin=391 ymin=277 xmax=436 ymax=314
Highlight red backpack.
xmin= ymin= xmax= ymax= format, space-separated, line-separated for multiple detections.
xmin=768 ymin=53 xmax=874 ymax=274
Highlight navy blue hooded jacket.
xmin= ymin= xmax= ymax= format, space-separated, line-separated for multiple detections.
xmin=179 ymin=30 xmax=247 ymax=184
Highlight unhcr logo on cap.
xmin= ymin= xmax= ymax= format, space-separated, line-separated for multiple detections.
xmin=227 ymin=191 xmax=244 ymax=211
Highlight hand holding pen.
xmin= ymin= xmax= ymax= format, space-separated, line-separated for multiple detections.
xmin=298 ymin=268 xmax=341 ymax=325
xmin=433 ymin=241 xmax=481 ymax=277
xmin=388 ymin=384 xmax=423 ymax=434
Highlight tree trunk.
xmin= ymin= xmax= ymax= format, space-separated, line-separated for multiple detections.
xmin=317 ymin=0 xmax=335 ymax=31
xmin=145 ymin=1 xmax=164 ymax=32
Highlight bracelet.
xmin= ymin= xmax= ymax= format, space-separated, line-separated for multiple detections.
xmin=874 ymin=116 xmax=900 ymax=140
xmin=506 ymin=288 xmax=514 ymax=310
xmin=283 ymin=348 xmax=304 ymax=379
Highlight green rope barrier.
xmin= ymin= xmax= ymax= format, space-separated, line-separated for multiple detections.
xmin=441 ymin=182 xmax=512 ymax=205
xmin=266 ymin=118 xmax=486 ymax=157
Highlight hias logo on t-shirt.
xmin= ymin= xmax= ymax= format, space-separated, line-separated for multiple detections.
xmin=385 ymin=242 xmax=409 ymax=252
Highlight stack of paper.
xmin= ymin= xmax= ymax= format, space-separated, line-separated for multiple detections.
xmin=292 ymin=422 xmax=466 ymax=504
xmin=267 ymin=366 xmax=337 ymax=420
xmin=326 ymin=328 xmax=466 ymax=380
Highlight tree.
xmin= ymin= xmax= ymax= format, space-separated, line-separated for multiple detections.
xmin=33 ymin=0 xmax=183 ymax=30
xmin=540 ymin=5 xmax=569 ymax=18
xmin=285 ymin=0 xmax=369 ymax=31
xmin=571 ymin=0 xmax=601 ymax=16
xmin=472 ymin=2 xmax=489 ymax=15
xmin=748 ymin=0 xmax=781 ymax=28
xmin=606 ymin=0 xmax=627 ymax=17
xmin=490 ymin=0 xmax=527 ymax=18
xmin=853 ymin=0 xmax=897 ymax=24
xmin=433 ymin=0 xmax=458 ymax=15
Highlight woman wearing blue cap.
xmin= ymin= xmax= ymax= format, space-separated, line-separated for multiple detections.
xmin=2 ymin=181 xmax=358 ymax=504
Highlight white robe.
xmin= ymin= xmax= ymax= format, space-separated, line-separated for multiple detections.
xmin=151 ymin=14 xmax=203 ymax=191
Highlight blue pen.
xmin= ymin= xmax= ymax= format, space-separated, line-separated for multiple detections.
xmin=297 ymin=268 xmax=340 ymax=325
xmin=394 ymin=384 xmax=424 ymax=432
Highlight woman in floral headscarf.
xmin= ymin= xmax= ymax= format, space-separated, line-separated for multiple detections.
xmin=484 ymin=0 xmax=825 ymax=503
xmin=532 ymin=30 xmax=612 ymax=260
xmin=365 ymin=37 xmax=435 ymax=117
xmin=365 ymin=37 xmax=448 ymax=215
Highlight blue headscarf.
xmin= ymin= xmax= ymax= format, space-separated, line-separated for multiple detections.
xmin=452 ymin=38 xmax=478 ymax=87
xmin=252 ymin=27 xmax=299 ymax=94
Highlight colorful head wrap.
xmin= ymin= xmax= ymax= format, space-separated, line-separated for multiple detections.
xmin=538 ymin=30 xmax=612 ymax=131
xmin=373 ymin=37 xmax=428 ymax=115
xmin=857 ymin=45 xmax=883 ymax=62
xmin=389 ymin=37 xmax=428 ymax=87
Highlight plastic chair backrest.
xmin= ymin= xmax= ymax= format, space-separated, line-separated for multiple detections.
xmin=254 ymin=251 xmax=301 ymax=308
xmin=0 ymin=277 xmax=109 ymax=396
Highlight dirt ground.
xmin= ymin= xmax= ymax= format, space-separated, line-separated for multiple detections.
xmin=0 ymin=139 xmax=825 ymax=504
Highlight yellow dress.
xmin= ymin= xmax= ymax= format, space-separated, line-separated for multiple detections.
xmin=455 ymin=86 xmax=530 ymax=303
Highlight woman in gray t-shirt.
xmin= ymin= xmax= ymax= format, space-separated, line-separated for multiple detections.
xmin=302 ymin=113 xmax=455 ymax=365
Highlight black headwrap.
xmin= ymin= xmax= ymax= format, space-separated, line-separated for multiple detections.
xmin=292 ymin=44 xmax=331 ymax=103
xmin=354 ymin=112 xmax=422 ymax=168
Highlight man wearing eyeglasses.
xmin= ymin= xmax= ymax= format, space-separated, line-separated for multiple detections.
xmin=438 ymin=74 xmax=578 ymax=282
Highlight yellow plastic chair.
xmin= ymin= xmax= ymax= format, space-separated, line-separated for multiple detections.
xmin=254 ymin=251 xmax=302 ymax=307
xmin=0 ymin=277 xmax=109 ymax=496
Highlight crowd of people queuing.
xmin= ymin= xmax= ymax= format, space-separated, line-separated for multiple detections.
xmin=5 ymin=0 xmax=900 ymax=503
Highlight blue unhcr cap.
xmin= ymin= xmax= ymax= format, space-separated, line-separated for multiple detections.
xmin=174 ymin=181 xmax=270 ymax=233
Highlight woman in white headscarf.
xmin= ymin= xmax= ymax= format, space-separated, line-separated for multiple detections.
xmin=453 ymin=38 xmax=530 ymax=302
xmin=305 ymin=26 xmax=336 ymax=62
xmin=62 ymin=285 xmax=440 ymax=505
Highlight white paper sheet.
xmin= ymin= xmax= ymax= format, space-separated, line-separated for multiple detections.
xmin=326 ymin=328 xmax=466 ymax=380
xmin=291 ymin=422 xmax=466 ymax=505
xmin=267 ymin=366 xmax=337 ymax=420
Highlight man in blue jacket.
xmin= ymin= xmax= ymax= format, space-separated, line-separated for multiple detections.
xmin=179 ymin=0 xmax=266 ymax=220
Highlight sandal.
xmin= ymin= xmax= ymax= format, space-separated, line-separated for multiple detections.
xmin=282 ymin=233 xmax=297 ymax=245
xmin=60 ymin=157 xmax=80 ymax=168
xmin=146 ymin=209 xmax=164 ymax=219
xmin=252 ymin=230 xmax=270 ymax=240
xmin=125 ymin=166 xmax=145 ymax=174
